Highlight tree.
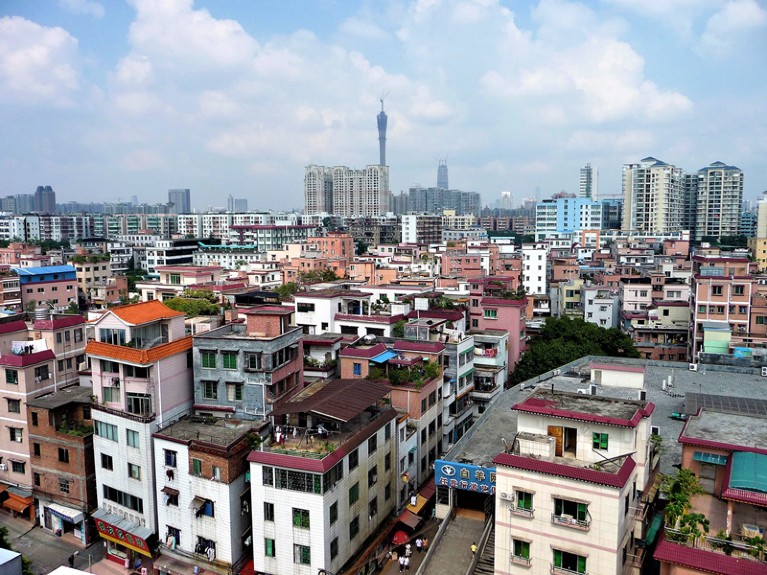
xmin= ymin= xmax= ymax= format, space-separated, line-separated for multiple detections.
xmin=65 ymin=301 xmax=80 ymax=315
xmin=163 ymin=297 xmax=220 ymax=317
xmin=510 ymin=317 xmax=640 ymax=385
xmin=392 ymin=319 xmax=406 ymax=338
xmin=355 ymin=240 xmax=369 ymax=256
xmin=275 ymin=282 xmax=299 ymax=301
xmin=0 ymin=526 xmax=33 ymax=575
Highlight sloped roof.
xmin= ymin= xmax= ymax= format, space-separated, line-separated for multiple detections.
xmin=654 ymin=532 xmax=767 ymax=575
xmin=0 ymin=349 xmax=55 ymax=367
xmin=85 ymin=336 xmax=192 ymax=365
xmin=34 ymin=315 xmax=85 ymax=330
xmin=268 ymin=378 xmax=391 ymax=422
xmin=339 ymin=342 xmax=388 ymax=358
xmin=0 ymin=320 xmax=29 ymax=335
xmin=106 ymin=300 xmax=185 ymax=325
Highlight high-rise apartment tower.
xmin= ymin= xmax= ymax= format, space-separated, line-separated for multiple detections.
xmin=168 ymin=188 xmax=191 ymax=214
xmin=437 ymin=160 xmax=449 ymax=189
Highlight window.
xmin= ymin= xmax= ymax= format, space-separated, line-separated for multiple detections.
xmin=263 ymin=466 xmax=274 ymax=486
xmin=166 ymin=526 xmax=180 ymax=546
xmin=368 ymin=465 xmax=378 ymax=487
xmin=31 ymin=412 xmax=38 ymax=426
xmin=246 ymin=353 xmax=262 ymax=370
xmin=59 ymin=478 xmax=70 ymax=494
xmin=103 ymin=386 xmax=119 ymax=403
xmin=592 ymin=432 xmax=608 ymax=450
xmin=5 ymin=369 xmax=18 ymax=384
xmin=553 ymin=498 xmax=590 ymax=528
xmin=264 ymin=502 xmax=274 ymax=522
xmin=734 ymin=285 xmax=745 ymax=296
xmin=385 ymin=422 xmax=391 ymax=440
xmin=99 ymin=329 xmax=126 ymax=346
xmin=58 ymin=448 xmax=70 ymax=463
xmin=349 ymin=482 xmax=359 ymax=505
xmin=349 ymin=515 xmax=360 ymax=539
xmin=349 ymin=448 xmax=359 ymax=470
xmin=512 ymin=539 xmax=531 ymax=564
xmin=293 ymin=544 xmax=310 ymax=565
xmin=164 ymin=450 xmax=177 ymax=468
xmin=758 ymin=317 xmax=766 ymax=325
xmin=292 ymin=508 xmax=310 ymax=529
xmin=369 ymin=496 xmax=378 ymax=518
xmin=127 ymin=393 xmax=152 ymax=416
xmin=515 ymin=490 xmax=534 ymax=515
xmin=192 ymin=458 xmax=203 ymax=477
xmin=698 ymin=305 xmax=706 ymax=313
xmin=227 ymin=383 xmax=243 ymax=402
xmin=126 ymin=429 xmax=139 ymax=448
xmin=368 ymin=434 xmax=377 ymax=454
xmin=128 ymin=463 xmax=141 ymax=480
xmin=9 ymin=428 xmax=22 ymax=443
xmin=74 ymin=329 xmax=83 ymax=343
xmin=385 ymin=452 xmax=391 ymax=471
xmin=265 ymin=538 xmax=276 ymax=558
xmin=102 ymin=485 xmax=143 ymax=513
xmin=202 ymin=381 xmax=217 ymax=399
xmin=553 ymin=550 xmax=586 ymax=574
xmin=7 ymin=399 xmax=20 ymax=413
xmin=101 ymin=453 xmax=113 ymax=470
xmin=484 ymin=309 xmax=498 ymax=319
xmin=353 ymin=362 xmax=362 ymax=376
xmin=201 ymin=350 xmax=216 ymax=368
xmin=11 ymin=461 xmax=25 ymax=474
xmin=199 ymin=499 xmax=215 ymax=517
xmin=329 ymin=502 xmax=338 ymax=525
xmin=712 ymin=285 xmax=723 ymax=296
xmin=33 ymin=472 xmax=41 ymax=486
xmin=296 ymin=303 xmax=315 ymax=312
xmin=211 ymin=466 xmax=221 ymax=481
xmin=330 ymin=537 xmax=339 ymax=560
xmin=385 ymin=484 xmax=392 ymax=501
xmin=222 ymin=351 xmax=237 ymax=370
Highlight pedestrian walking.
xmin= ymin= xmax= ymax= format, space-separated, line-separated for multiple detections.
xmin=399 ymin=555 xmax=405 ymax=572
xmin=415 ymin=537 xmax=423 ymax=553
xmin=404 ymin=556 xmax=410 ymax=571
xmin=405 ymin=543 xmax=412 ymax=557
xmin=68 ymin=555 xmax=75 ymax=568
xmin=471 ymin=542 xmax=478 ymax=556
xmin=422 ymin=537 xmax=429 ymax=551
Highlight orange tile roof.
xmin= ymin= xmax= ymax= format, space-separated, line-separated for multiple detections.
xmin=86 ymin=336 xmax=192 ymax=365
xmin=107 ymin=300 xmax=185 ymax=325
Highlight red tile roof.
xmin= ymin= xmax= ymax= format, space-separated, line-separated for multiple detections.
xmin=481 ymin=297 xmax=527 ymax=307
xmin=405 ymin=309 xmax=465 ymax=321
xmin=0 ymin=349 xmax=55 ymax=367
xmin=393 ymin=340 xmax=446 ymax=353
xmin=335 ymin=313 xmax=405 ymax=324
xmin=85 ymin=336 xmax=192 ymax=365
xmin=34 ymin=315 xmax=86 ymax=330
xmin=0 ymin=320 xmax=29 ymax=335
xmin=493 ymin=452 xmax=636 ymax=488
xmin=106 ymin=300 xmax=185 ymax=325
xmin=654 ymin=532 xmax=767 ymax=575
xmin=513 ymin=393 xmax=654 ymax=428
xmin=339 ymin=343 xmax=388 ymax=358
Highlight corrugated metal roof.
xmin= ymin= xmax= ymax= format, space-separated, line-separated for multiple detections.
xmin=13 ymin=265 xmax=76 ymax=276
xmin=729 ymin=452 xmax=767 ymax=493
xmin=269 ymin=379 xmax=391 ymax=422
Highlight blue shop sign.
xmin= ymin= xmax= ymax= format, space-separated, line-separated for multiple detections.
xmin=435 ymin=459 xmax=496 ymax=494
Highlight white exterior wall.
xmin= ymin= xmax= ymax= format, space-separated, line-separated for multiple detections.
xmin=522 ymin=245 xmax=548 ymax=295
xmin=294 ymin=296 xmax=338 ymax=335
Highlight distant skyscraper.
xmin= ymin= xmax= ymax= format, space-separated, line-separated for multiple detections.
xmin=622 ymin=157 xmax=683 ymax=233
xmin=500 ymin=191 xmax=512 ymax=210
xmin=168 ymin=188 xmax=191 ymax=214
xmin=579 ymin=163 xmax=595 ymax=199
xmin=304 ymin=165 xmax=389 ymax=217
xmin=234 ymin=198 xmax=248 ymax=212
xmin=377 ymin=99 xmax=387 ymax=166
xmin=130 ymin=195 xmax=139 ymax=206
xmin=437 ymin=160 xmax=449 ymax=190
xmin=34 ymin=185 xmax=56 ymax=214
xmin=694 ymin=161 xmax=743 ymax=241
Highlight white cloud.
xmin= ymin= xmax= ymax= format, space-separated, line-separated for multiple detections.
xmin=339 ymin=17 xmax=389 ymax=39
xmin=699 ymin=0 xmax=767 ymax=56
xmin=59 ymin=0 xmax=105 ymax=18
xmin=0 ymin=16 xmax=79 ymax=106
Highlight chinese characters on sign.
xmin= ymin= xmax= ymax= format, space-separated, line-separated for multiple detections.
xmin=435 ymin=460 xmax=496 ymax=494
xmin=95 ymin=519 xmax=150 ymax=555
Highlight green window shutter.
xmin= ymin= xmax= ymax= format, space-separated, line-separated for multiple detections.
xmin=577 ymin=555 xmax=586 ymax=573
xmin=553 ymin=549 xmax=562 ymax=567
xmin=577 ymin=503 xmax=588 ymax=521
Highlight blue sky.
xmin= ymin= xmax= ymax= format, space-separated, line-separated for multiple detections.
xmin=1 ymin=0 xmax=765 ymax=211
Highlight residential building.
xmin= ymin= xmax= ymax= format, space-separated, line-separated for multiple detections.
xmin=86 ymin=300 xmax=194 ymax=560
xmin=622 ymin=157 xmax=684 ymax=234
xmin=522 ymin=243 xmax=548 ymax=295
xmin=14 ymin=265 xmax=78 ymax=312
xmin=248 ymin=378 xmax=397 ymax=575
xmin=401 ymin=214 xmax=443 ymax=245
xmin=145 ymin=239 xmax=219 ymax=277
xmin=694 ymin=161 xmax=744 ymax=241
xmin=192 ymin=305 xmax=303 ymax=419
xmin=470 ymin=329 xmax=508 ymax=412
xmin=582 ymin=286 xmax=621 ymax=329
xmin=228 ymin=225 xmax=316 ymax=250
xmin=27 ymin=386 xmax=97 ymax=545
xmin=304 ymin=165 xmax=390 ymax=217
xmin=406 ymin=186 xmax=481 ymax=216
xmin=152 ymin=416 xmax=262 ymax=575
xmin=32 ymin=314 xmax=87 ymax=388
xmin=579 ymin=163 xmax=595 ymax=199
xmin=135 ymin=265 xmax=225 ymax=302
xmin=535 ymin=198 xmax=602 ymax=241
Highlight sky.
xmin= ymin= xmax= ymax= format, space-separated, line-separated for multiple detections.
xmin=1 ymin=0 xmax=766 ymax=212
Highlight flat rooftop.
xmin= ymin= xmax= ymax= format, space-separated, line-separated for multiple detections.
xmin=446 ymin=357 xmax=767 ymax=476
xmin=27 ymin=386 xmax=93 ymax=409
xmin=681 ymin=410 xmax=767 ymax=452
xmin=513 ymin=388 xmax=652 ymax=427
xmin=154 ymin=416 xmax=260 ymax=447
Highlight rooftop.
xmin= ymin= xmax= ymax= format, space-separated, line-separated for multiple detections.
xmin=106 ymin=300 xmax=185 ymax=325
xmin=85 ymin=336 xmax=192 ymax=365
xmin=153 ymin=415 xmax=261 ymax=448
xmin=680 ymin=410 xmax=767 ymax=455
xmin=27 ymin=385 xmax=93 ymax=409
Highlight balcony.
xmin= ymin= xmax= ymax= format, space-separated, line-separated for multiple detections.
xmin=551 ymin=513 xmax=591 ymax=531
xmin=510 ymin=506 xmax=535 ymax=519
xmin=550 ymin=566 xmax=587 ymax=575
xmin=511 ymin=554 xmax=532 ymax=567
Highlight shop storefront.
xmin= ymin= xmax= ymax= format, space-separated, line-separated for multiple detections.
xmin=41 ymin=501 xmax=88 ymax=545
xmin=2 ymin=487 xmax=34 ymax=521
xmin=92 ymin=509 xmax=155 ymax=569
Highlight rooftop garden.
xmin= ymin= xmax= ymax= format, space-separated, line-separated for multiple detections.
xmin=367 ymin=360 xmax=440 ymax=388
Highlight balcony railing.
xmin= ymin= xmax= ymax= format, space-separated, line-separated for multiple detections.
xmin=550 ymin=566 xmax=587 ymax=575
xmin=510 ymin=507 xmax=535 ymax=519
xmin=511 ymin=554 xmax=532 ymax=566
xmin=551 ymin=514 xmax=591 ymax=531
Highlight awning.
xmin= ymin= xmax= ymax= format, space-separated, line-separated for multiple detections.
xmin=3 ymin=499 xmax=31 ymax=513
xmin=644 ymin=512 xmax=664 ymax=546
xmin=407 ymin=495 xmax=428 ymax=515
xmin=161 ymin=486 xmax=180 ymax=497
xmin=92 ymin=508 xmax=154 ymax=558
xmin=371 ymin=350 xmax=398 ymax=364
xmin=189 ymin=496 xmax=206 ymax=511
xmin=398 ymin=509 xmax=421 ymax=529
xmin=419 ymin=478 xmax=436 ymax=500
xmin=693 ymin=451 xmax=728 ymax=466
xmin=47 ymin=503 xmax=84 ymax=524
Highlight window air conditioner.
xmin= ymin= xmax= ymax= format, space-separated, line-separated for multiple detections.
xmin=0 ymin=464 xmax=7 ymax=471
xmin=688 ymin=363 xmax=698 ymax=372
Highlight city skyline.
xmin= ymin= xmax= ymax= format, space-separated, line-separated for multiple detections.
xmin=1 ymin=0 xmax=765 ymax=210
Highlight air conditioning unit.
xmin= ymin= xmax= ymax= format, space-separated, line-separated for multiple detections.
xmin=500 ymin=492 xmax=514 ymax=501
xmin=651 ymin=425 xmax=660 ymax=435
xmin=78 ymin=362 xmax=88 ymax=371
xmin=761 ymin=367 xmax=767 ymax=377
xmin=0 ymin=464 xmax=7 ymax=471
xmin=689 ymin=363 xmax=698 ymax=372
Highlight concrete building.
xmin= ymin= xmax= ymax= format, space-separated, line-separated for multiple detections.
xmin=32 ymin=314 xmax=87 ymax=389
xmin=14 ymin=265 xmax=78 ymax=312
xmin=167 ymin=189 xmax=191 ymax=215
xmin=535 ymin=198 xmax=602 ymax=241
xmin=247 ymin=378 xmax=397 ymax=575
xmin=401 ymin=214 xmax=443 ymax=245
xmin=582 ymin=286 xmax=621 ymax=329
xmin=145 ymin=239 xmax=217 ymax=277
xmin=579 ymin=163 xmax=595 ymax=199
xmin=694 ymin=161 xmax=744 ymax=241
xmin=304 ymin=165 xmax=390 ymax=217
xmin=522 ymin=243 xmax=549 ymax=296
xmin=192 ymin=305 xmax=303 ymax=420
xmin=622 ymin=157 xmax=684 ymax=234
xmin=34 ymin=186 xmax=57 ymax=214
xmin=86 ymin=300 xmax=193 ymax=560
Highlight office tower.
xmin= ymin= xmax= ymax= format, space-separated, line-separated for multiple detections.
xmin=130 ymin=195 xmax=139 ymax=206
xmin=694 ymin=161 xmax=743 ymax=241
xmin=227 ymin=194 xmax=234 ymax=212
xmin=579 ymin=163 xmax=595 ymax=199
xmin=377 ymin=99 xmax=387 ymax=166
xmin=500 ymin=191 xmax=512 ymax=210
xmin=234 ymin=198 xmax=248 ymax=212
xmin=437 ymin=160 xmax=449 ymax=189
xmin=621 ymin=157 xmax=683 ymax=233
xmin=168 ymin=188 xmax=191 ymax=214
xmin=34 ymin=185 xmax=56 ymax=214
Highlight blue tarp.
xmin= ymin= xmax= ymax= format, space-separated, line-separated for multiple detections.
xmin=370 ymin=350 xmax=398 ymax=364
